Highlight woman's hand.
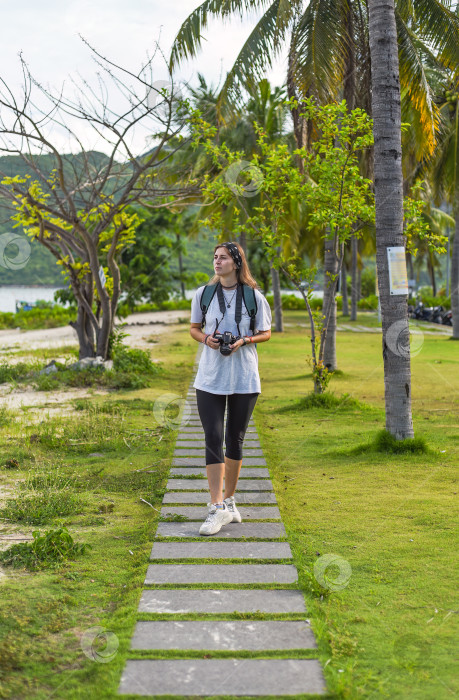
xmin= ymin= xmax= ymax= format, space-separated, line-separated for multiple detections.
xmin=206 ymin=334 xmax=221 ymax=351
xmin=229 ymin=338 xmax=245 ymax=352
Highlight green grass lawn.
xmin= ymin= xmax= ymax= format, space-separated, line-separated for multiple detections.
xmin=255 ymin=311 xmax=458 ymax=699
xmin=0 ymin=311 xmax=457 ymax=699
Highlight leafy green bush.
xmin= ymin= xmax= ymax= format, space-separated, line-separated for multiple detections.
xmin=0 ymin=361 xmax=32 ymax=384
xmin=360 ymin=267 xmax=377 ymax=298
xmin=0 ymin=526 xmax=91 ymax=570
xmin=0 ymin=306 xmax=74 ymax=331
xmin=358 ymin=294 xmax=379 ymax=310
xmin=111 ymin=345 xmax=161 ymax=389
xmin=265 ymin=293 xmax=324 ymax=310
xmin=117 ymin=298 xmax=192 ymax=316
xmin=409 ymin=293 xmax=451 ymax=310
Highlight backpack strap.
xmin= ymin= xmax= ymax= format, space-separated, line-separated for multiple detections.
xmin=241 ymin=285 xmax=258 ymax=333
xmin=200 ymin=282 xmax=258 ymax=335
xmin=234 ymin=283 xmax=244 ymax=338
xmin=200 ymin=283 xmax=225 ymax=329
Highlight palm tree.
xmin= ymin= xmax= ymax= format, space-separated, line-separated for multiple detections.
xmin=169 ymin=0 xmax=459 ymax=370
xmin=429 ymin=69 xmax=459 ymax=337
xmin=368 ymin=0 xmax=414 ymax=439
xmin=164 ymin=75 xmax=290 ymax=328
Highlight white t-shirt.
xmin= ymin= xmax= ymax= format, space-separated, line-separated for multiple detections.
xmin=190 ymin=284 xmax=272 ymax=395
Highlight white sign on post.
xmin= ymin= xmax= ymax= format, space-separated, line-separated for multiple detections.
xmin=387 ymin=247 xmax=408 ymax=295
xmin=99 ymin=265 xmax=106 ymax=288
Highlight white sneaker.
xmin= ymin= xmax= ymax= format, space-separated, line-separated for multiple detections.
xmin=223 ymin=495 xmax=242 ymax=523
xmin=199 ymin=502 xmax=233 ymax=536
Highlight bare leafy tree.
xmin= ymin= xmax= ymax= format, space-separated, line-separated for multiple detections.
xmin=0 ymin=39 xmax=195 ymax=359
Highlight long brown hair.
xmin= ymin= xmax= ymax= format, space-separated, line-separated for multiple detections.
xmin=209 ymin=242 xmax=258 ymax=289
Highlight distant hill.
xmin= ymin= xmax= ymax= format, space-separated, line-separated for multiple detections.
xmin=0 ymin=151 xmax=114 ymax=286
xmin=0 ymin=152 xmax=225 ymax=290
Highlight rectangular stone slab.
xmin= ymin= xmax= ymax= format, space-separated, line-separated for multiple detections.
xmin=169 ymin=467 xmax=269 ymax=477
xmin=174 ymin=448 xmax=264 ymax=457
xmin=162 ymin=491 xmax=278 ymax=504
xmin=155 ymin=522 xmax=286 ymax=539
xmin=118 ymin=659 xmax=326 ymax=696
xmin=166 ymin=478 xmax=272 ymax=490
xmin=138 ymin=588 xmax=306 ymax=613
xmin=144 ymin=563 xmax=298 ymax=584
xmin=160 ymin=505 xmax=281 ymax=520
xmin=130 ymin=620 xmax=316 ymax=651
xmin=172 ymin=457 xmax=267 ymax=467
xmin=150 ymin=541 xmax=291 ymax=559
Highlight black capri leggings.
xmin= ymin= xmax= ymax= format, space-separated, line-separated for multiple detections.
xmin=195 ymin=389 xmax=259 ymax=464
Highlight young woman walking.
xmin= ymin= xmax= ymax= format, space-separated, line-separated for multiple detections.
xmin=190 ymin=241 xmax=272 ymax=535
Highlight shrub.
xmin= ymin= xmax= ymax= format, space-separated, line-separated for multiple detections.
xmin=0 ymin=526 xmax=91 ymax=570
xmin=0 ymin=361 xmax=31 ymax=384
xmin=358 ymin=294 xmax=379 ymax=311
xmin=110 ymin=345 xmax=161 ymax=389
xmin=360 ymin=268 xmax=377 ymax=298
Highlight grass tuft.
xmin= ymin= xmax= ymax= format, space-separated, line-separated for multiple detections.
xmin=0 ymin=526 xmax=91 ymax=570
xmin=374 ymin=429 xmax=428 ymax=454
xmin=279 ymin=391 xmax=368 ymax=412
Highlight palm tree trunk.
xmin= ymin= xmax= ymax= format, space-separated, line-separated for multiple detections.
xmin=270 ymin=248 xmax=283 ymax=332
xmin=323 ymin=239 xmax=338 ymax=370
xmin=368 ymin=0 xmax=414 ymax=439
xmin=351 ymin=235 xmax=358 ymax=320
xmin=452 ymin=209 xmax=459 ymax=338
xmin=341 ymin=259 xmax=349 ymax=315
xmin=427 ymin=253 xmax=437 ymax=297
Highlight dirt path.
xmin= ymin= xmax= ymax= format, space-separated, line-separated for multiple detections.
xmin=0 ymin=309 xmax=189 ymax=411
xmin=0 ymin=309 xmax=189 ymax=352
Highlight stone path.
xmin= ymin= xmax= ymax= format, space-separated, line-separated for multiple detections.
xmin=118 ymin=346 xmax=326 ymax=697
xmin=284 ymin=321 xmax=452 ymax=335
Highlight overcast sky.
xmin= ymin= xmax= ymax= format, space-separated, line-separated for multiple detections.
xmin=0 ymin=0 xmax=289 ymax=155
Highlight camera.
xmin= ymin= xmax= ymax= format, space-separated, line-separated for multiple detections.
xmin=212 ymin=330 xmax=241 ymax=356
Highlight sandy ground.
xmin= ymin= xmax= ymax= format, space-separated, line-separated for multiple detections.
xmin=0 ymin=309 xmax=189 ymax=411
xmin=0 ymin=310 xmax=190 ymax=562
xmin=0 ymin=309 xmax=189 ymax=352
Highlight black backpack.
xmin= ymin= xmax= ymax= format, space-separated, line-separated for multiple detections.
xmin=200 ymin=282 xmax=258 ymax=336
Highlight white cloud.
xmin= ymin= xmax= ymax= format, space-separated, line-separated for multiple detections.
xmin=0 ymin=1 xmax=289 ymax=155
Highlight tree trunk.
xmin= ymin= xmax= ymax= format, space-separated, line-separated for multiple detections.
xmin=427 ymin=253 xmax=437 ymax=297
xmin=69 ymin=304 xmax=95 ymax=359
xmin=452 ymin=207 xmax=459 ymax=338
xmin=323 ymin=238 xmax=338 ymax=371
xmin=270 ymin=251 xmax=283 ymax=332
xmin=368 ymin=0 xmax=414 ymax=439
xmin=176 ymin=232 xmax=186 ymax=299
xmin=351 ymin=235 xmax=358 ymax=320
xmin=341 ymin=259 xmax=349 ymax=315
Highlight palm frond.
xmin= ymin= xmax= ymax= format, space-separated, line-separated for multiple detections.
xmin=396 ymin=11 xmax=440 ymax=156
xmin=169 ymin=0 xmax=281 ymax=70
xmin=396 ymin=0 xmax=459 ymax=69
xmin=215 ymin=0 xmax=296 ymax=117
xmin=289 ymin=0 xmax=348 ymax=102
